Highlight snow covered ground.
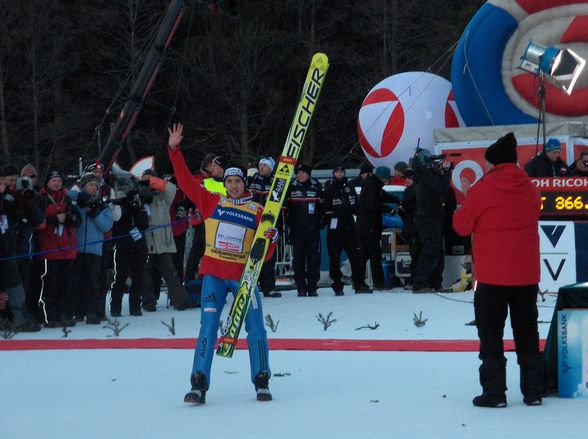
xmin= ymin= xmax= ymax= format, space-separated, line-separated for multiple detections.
xmin=1 ymin=287 xmax=586 ymax=439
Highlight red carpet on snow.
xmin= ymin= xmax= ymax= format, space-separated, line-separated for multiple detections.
xmin=0 ymin=338 xmax=546 ymax=352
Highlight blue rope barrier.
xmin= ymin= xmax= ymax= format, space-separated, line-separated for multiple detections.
xmin=0 ymin=217 xmax=189 ymax=263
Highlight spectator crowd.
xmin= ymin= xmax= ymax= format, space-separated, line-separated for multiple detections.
xmin=1 ymin=136 xmax=586 ymax=333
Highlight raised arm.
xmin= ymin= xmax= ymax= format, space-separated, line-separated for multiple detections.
xmin=167 ymin=123 xmax=218 ymax=219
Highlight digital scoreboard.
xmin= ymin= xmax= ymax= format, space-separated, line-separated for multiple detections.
xmin=531 ymin=177 xmax=588 ymax=217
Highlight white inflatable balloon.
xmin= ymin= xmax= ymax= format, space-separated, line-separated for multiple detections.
xmin=358 ymin=71 xmax=464 ymax=168
xmin=129 ymin=156 xmax=155 ymax=177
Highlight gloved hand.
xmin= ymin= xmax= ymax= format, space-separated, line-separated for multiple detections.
xmin=263 ymin=227 xmax=279 ymax=244
xmin=76 ymin=190 xmax=92 ymax=207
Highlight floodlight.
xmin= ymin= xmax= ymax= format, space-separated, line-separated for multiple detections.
xmin=519 ymin=41 xmax=586 ymax=95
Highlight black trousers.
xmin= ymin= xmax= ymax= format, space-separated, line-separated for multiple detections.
xmin=291 ymin=228 xmax=321 ymax=292
xmin=474 ymin=283 xmax=540 ymax=362
xmin=110 ymin=246 xmax=147 ymax=314
xmin=327 ymin=228 xmax=365 ymax=288
xmin=413 ymin=219 xmax=444 ymax=289
xmin=474 ymin=283 xmax=544 ymax=397
xmin=74 ymin=253 xmax=102 ymax=320
xmin=40 ymin=258 xmax=75 ymax=323
xmin=358 ymin=226 xmax=384 ymax=287
xmin=172 ymin=233 xmax=186 ymax=281
xmin=259 ymin=249 xmax=277 ymax=294
xmin=142 ymin=253 xmax=188 ymax=307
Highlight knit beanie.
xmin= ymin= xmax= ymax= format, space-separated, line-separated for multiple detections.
xmin=84 ymin=160 xmax=104 ymax=173
xmin=374 ymin=166 xmax=391 ymax=181
xmin=544 ymin=138 xmax=561 ymax=153
xmin=201 ymin=153 xmax=216 ymax=170
xmin=332 ymin=162 xmax=345 ymax=174
xmin=223 ymin=163 xmax=247 ymax=184
xmin=45 ymin=170 xmax=63 ymax=185
xmin=21 ymin=163 xmax=38 ymax=178
xmin=79 ymin=172 xmax=99 ymax=189
xmin=259 ymin=156 xmax=276 ymax=172
xmin=394 ymin=161 xmax=408 ymax=173
xmin=295 ymin=163 xmax=312 ymax=176
xmin=359 ymin=162 xmax=374 ymax=174
xmin=485 ymin=132 xmax=518 ymax=166
xmin=212 ymin=156 xmax=227 ymax=169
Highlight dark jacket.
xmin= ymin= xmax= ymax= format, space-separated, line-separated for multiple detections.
xmin=356 ymin=175 xmax=398 ymax=232
xmin=399 ymin=183 xmax=417 ymax=239
xmin=248 ymin=171 xmax=273 ymax=205
xmin=323 ymin=177 xmax=359 ymax=232
xmin=453 ymin=163 xmax=540 ymax=285
xmin=567 ymin=159 xmax=588 ymax=176
xmin=285 ymin=177 xmax=324 ymax=231
xmin=524 ymin=153 xmax=568 ymax=177
xmin=113 ymin=196 xmax=150 ymax=252
xmin=414 ymin=167 xmax=451 ymax=221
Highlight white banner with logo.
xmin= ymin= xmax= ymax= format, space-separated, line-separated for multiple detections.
xmin=539 ymin=221 xmax=576 ymax=293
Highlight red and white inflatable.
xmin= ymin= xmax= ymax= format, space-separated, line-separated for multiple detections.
xmin=358 ymin=72 xmax=464 ymax=169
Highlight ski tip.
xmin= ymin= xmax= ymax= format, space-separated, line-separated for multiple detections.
xmin=312 ymin=52 xmax=329 ymax=66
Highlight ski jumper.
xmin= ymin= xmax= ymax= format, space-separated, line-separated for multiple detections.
xmin=168 ymin=145 xmax=274 ymax=389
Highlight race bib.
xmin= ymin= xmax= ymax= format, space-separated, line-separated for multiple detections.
xmin=130 ymin=227 xmax=143 ymax=242
xmin=0 ymin=215 xmax=8 ymax=235
xmin=54 ymin=223 xmax=64 ymax=237
xmin=214 ymin=222 xmax=246 ymax=254
xmin=330 ymin=218 xmax=338 ymax=230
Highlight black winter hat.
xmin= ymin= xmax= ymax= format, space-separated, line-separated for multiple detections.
xmin=84 ymin=160 xmax=104 ymax=173
xmin=394 ymin=161 xmax=408 ymax=173
xmin=295 ymin=163 xmax=312 ymax=175
xmin=359 ymin=162 xmax=374 ymax=174
xmin=332 ymin=162 xmax=345 ymax=174
xmin=212 ymin=155 xmax=227 ymax=169
xmin=485 ymin=132 xmax=518 ymax=166
xmin=45 ymin=170 xmax=63 ymax=184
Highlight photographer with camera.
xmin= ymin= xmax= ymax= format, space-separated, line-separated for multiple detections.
xmin=356 ymin=166 xmax=399 ymax=290
xmin=0 ymin=165 xmax=42 ymax=332
xmin=411 ymin=149 xmax=452 ymax=293
xmin=69 ymin=172 xmax=113 ymax=324
xmin=35 ymin=170 xmax=81 ymax=327
xmin=83 ymin=160 xmax=121 ymax=321
xmin=109 ymin=187 xmax=149 ymax=317
xmin=3 ymin=164 xmax=46 ymax=322
xmin=140 ymin=168 xmax=197 ymax=312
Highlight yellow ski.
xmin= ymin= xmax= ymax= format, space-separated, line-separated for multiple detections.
xmin=216 ymin=53 xmax=329 ymax=358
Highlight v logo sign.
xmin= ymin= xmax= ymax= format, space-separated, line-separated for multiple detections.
xmin=544 ymin=259 xmax=566 ymax=281
xmin=541 ymin=225 xmax=566 ymax=248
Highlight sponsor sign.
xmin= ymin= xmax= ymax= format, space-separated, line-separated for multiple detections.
xmin=558 ymin=309 xmax=588 ymax=398
xmin=539 ymin=221 xmax=576 ymax=293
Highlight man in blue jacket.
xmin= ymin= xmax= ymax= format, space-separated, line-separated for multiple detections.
xmin=72 ymin=173 xmax=113 ymax=324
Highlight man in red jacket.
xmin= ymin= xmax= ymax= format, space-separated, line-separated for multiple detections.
xmin=453 ymin=132 xmax=544 ymax=408
xmin=167 ymin=123 xmax=278 ymax=405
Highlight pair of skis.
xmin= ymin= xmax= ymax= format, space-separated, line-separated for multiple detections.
xmin=216 ymin=52 xmax=329 ymax=358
